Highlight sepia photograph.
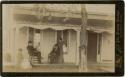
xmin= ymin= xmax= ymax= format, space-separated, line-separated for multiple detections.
xmin=2 ymin=4 xmax=115 ymax=73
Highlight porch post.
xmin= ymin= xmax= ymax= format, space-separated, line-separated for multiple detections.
xmin=25 ymin=27 xmax=29 ymax=60
xmin=76 ymin=30 xmax=80 ymax=65
xmin=14 ymin=27 xmax=19 ymax=67
xmin=40 ymin=30 xmax=43 ymax=55
xmin=55 ymin=30 xmax=57 ymax=43
xmin=79 ymin=4 xmax=88 ymax=72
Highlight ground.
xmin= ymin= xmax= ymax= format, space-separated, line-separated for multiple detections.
xmin=3 ymin=63 xmax=114 ymax=72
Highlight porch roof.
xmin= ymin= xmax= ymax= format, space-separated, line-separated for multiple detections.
xmin=13 ymin=4 xmax=115 ymax=21
xmin=86 ymin=26 xmax=114 ymax=34
xmin=14 ymin=4 xmax=115 ymax=16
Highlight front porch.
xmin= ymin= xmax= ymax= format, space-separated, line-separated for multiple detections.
xmin=5 ymin=22 xmax=81 ymax=65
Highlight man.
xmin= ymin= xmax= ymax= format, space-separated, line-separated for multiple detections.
xmin=27 ymin=41 xmax=42 ymax=63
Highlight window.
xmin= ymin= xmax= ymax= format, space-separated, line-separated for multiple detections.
xmin=34 ymin=29 xmax=41 ymax=47
xmin=29 ymin=27 xmax=34 ymax=43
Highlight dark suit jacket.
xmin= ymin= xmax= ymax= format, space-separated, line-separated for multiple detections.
xmin=27 ymin=45 xmax=35 ymax=56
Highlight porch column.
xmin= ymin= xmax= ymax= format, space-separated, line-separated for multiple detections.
xmin=76 ymin=30 xmax=80 ymax=65
xmin=22 ymin=27 xmax=30 ymax=61
xmin=79 ymin=44 xmax=87 ymax=72
xmin=14 ymin=27 xmax=19 ymax=67
xmin=10 ymin=28 xmax=16 ymax=65
xmin=79 ymin=4 xmax=88 ymax=72
xmin=55 ymin=30 xmax=57 ymax=43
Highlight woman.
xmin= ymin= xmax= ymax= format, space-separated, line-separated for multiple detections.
xmin=57 ymin=37 xmax=64 ymax=64
xmin=48 ymin=44 xmax=58 ymax=64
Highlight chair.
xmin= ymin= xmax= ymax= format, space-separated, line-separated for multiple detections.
xmin=48 ymin=52 xmax=57 ymax=64
xmin=28 ymin=52 xmax=40 ymax=65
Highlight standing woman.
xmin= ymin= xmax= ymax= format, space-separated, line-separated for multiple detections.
xmin=57 ymin=37 xmax=64 ymax=64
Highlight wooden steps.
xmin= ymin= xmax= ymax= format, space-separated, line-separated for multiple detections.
xmin=30 ymin=56 xmax=40 ymax=64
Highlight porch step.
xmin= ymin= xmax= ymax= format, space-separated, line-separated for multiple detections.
xmin=32 ymin=64 xmax=78 ymax=68
xmin=31 ymin=56 xmax=39 ymax=64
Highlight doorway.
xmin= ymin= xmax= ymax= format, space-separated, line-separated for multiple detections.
xmin=87 ymin=31 xmax=98 ymax=63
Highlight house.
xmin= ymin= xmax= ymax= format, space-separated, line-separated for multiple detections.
xmin=2 ymin=4 xmax=115 ymax=72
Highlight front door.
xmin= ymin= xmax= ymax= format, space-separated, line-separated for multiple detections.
xmin=87 ymin=31 xmax=97 ymax=63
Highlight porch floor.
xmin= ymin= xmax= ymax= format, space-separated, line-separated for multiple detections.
xmin=3 ymin=63 xmax=114 ymax=72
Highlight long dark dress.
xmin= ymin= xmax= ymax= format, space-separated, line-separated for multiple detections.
xmin=57 ymin=42 xmax=64 ymax=64
xmin=48 ymin=49 xmax=58 ymax=64
xmin=49 ymin=42 xmax=64 ymax=64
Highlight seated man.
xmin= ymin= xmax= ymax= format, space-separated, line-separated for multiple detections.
xmin=27 ymin=41 xmax=42 ymax=63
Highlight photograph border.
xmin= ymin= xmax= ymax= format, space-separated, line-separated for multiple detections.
xmin=0 ymin=0 xmax=124 ymax=76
